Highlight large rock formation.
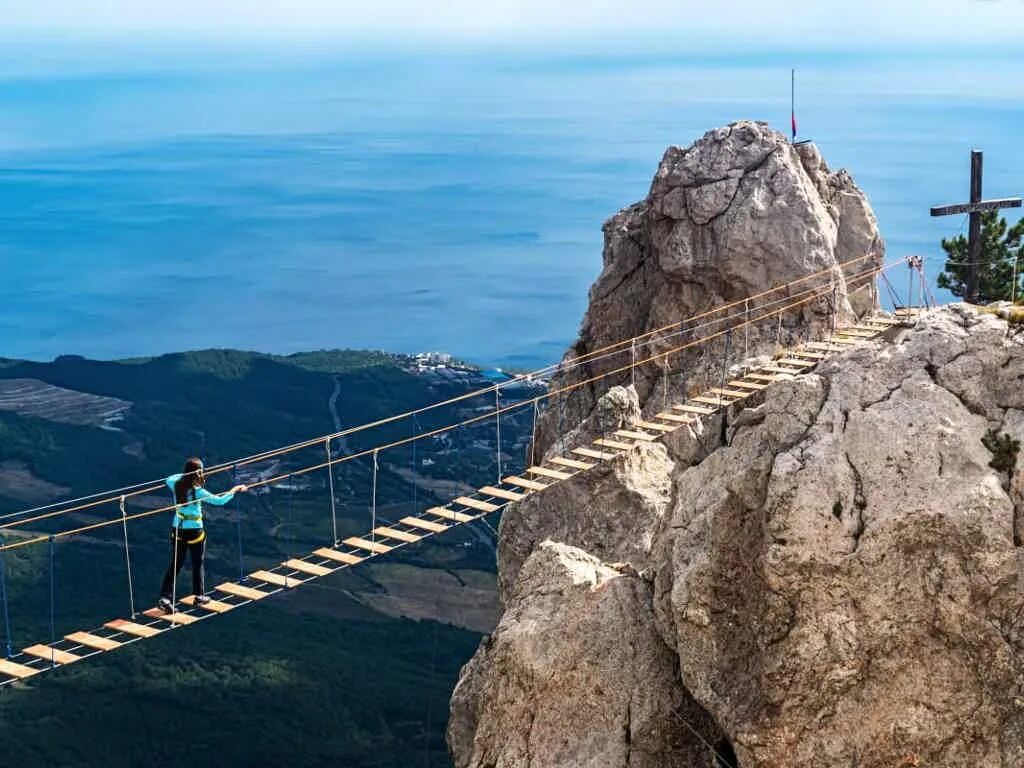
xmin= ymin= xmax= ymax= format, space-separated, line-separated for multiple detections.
xmin=448 ymin=125 xmax=1024 ymax=767
xmin=536 ymin=121 xmax=883 ymax=457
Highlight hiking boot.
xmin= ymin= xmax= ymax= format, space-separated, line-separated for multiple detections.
xmin=158 ymin=596 xmax=174 ymax=614
xmin=194 ymin=594 xmax=212 ymax=606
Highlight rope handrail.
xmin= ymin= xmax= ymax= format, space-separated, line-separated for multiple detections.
xmin=0 ymin=258 xmax=895 ymax=538
xmin=0 ymin=259 xmax=886 ymax=534
xmin=0 ymin=250 xmax=880 ymax=529
xmin=0 ymin=256 xmax=903 ymax=552
xmin=2 ymin=251 xmax=882 ymax=529
xmin=0 ymin=251 xmax=881 ymax=529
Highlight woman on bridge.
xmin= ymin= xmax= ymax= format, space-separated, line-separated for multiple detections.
xmin=158 ymin=457 xmax=247 ymax=612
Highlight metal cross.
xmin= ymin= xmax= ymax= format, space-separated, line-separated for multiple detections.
xmin=931 ymin=150 xmax=1021 ymax=303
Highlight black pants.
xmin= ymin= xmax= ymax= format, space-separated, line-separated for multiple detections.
xmin=159 ymin=529 xmax=206 ymax=600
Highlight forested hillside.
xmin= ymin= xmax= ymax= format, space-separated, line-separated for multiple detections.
xmin=0 ymin=349 xmax=534 ymax=766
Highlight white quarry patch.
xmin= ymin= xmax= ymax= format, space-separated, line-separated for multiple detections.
xmin=0 ymin=460 xmax=70 ymax=503
xmin=0 ymin=378 xmax=131 ymax=428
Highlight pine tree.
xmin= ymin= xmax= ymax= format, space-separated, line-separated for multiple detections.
xmin=937 ymin=211 xmax=1024 ymax=303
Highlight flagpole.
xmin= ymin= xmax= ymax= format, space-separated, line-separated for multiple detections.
xmin=791 ymin=68 xmax=796 ymax=142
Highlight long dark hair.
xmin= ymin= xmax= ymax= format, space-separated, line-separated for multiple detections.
xmin=174 ymin=457 xmax=205 ymax=505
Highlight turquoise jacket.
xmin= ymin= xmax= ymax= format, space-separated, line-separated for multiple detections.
xmin=166 ymin=474 xmax=235 ymax=530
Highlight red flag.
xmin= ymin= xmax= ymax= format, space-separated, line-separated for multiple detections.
xmin=790 ymin=69 xmax=797 ymax=141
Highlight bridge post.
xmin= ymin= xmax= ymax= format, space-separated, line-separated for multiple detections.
xmin=0 ymin=534 xmax=12 ymax=659
xmin=119 ymin=495 xmax=137 ymax=619
xmin=325 ymin=438 xmax=338 ymax=545
xmin=370 ymin=449 xmax=379 ymax=551
xmin=47 ymin=535 xmax=56 ymax=667
xmin=495 ymin=386 xmax=503 ymax=483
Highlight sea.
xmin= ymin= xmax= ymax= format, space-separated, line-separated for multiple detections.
xmin=2 ymin=42 xmax=1022 ymax=369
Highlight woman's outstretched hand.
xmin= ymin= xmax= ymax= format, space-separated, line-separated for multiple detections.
xmin=231 ymin=484 xmax=248 ymax=494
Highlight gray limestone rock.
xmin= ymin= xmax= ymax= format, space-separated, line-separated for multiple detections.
xmin=448 ymin=542 xmax=724 ymax=768
xmin=449 ymin=123 xmax=1022 ymax=767
xmin=535 ymin=121 xmax=883 ymax=458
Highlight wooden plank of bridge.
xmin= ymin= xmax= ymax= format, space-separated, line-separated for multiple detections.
xmin=728 ymin=380 xmax=767 ymax=390
xmin=503 ymin=475 xmax=549 ymax=491
xmin=314 ymin=547 xmax=365 ymax=565
xmin=284 ymin=559 xmax=334 ymax=577
xmin=527 ymin=466 xmax=572 ymax=480
xmin=142 ymin=608 xmax=199 ymax=626
xmin=400 ymin=516 xmax=448 ymax=533
xmin=180 ymin=595 xmax=235 ymax=613
xmin=455 ymin=496 xmax=501 ymax=513
xmin=479 ymin=485 xmax=525 ymax=502
xmin=673 ymin=404 xmax=716 ymax=415
xmin=550 ymin=455 xmax=595 ymax=470
xmin=569 ymin=448 xmax=613 ymax=461
xmin=708 ymin=388 xmax=750 ymax=399
xmin=838 ymin=328 xmax=878 ymax=337
xmin=614 ymin=429 xmax=656 ymax=442
xmin=217 ymin=582 xmax=272 ymax=601
xmin=373 ymin=526 xmax=422 ymax=544
xmin=654 ymin=411 xmax=694 ymax=423
xmin=343 ymin=537 xmax=393 ymax=555
xmin=250 ymin=570 xmax=301 ymax=588
xmin=790 ymin=350 xmax=826 ymax=359
xmin=690 ymin=396 xmax=731 ymax=407
xmin=632 ymin=419 xmax=676 ymax=433
xmin=594 ymin=438 xmax=634 ymax=451
xmin=747 ymin=373 xmax=791 ymax=382
xmin=24 ymin=644 xmax=81 ymax=665
xmin=0 ymin=659 xmax=39 ymax=679
xmin=776 ymin=358 xmax=816 ymax=368
xmin=428 ymin=507 xmax=477 ymax=523
xmin=105 ymin=618 xmax=162 ymax=637
xmin=65 ymin=631 xmax=121 ymax=651
xmin=761 ymin=365 xmax=806 ymax=375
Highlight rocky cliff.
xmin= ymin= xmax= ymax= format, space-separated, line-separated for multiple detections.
xmin=534 ymin=121 xmax=883 ymax=458
xmin=447 ymin=123 xmax=1024 ymax=767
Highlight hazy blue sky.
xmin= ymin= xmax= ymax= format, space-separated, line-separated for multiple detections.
xmin=2 ymin=0 xmax=1022 ymax=47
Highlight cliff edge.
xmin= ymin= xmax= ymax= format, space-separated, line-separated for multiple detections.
xmin=447 ymin=122 xmax=1024 ymax=767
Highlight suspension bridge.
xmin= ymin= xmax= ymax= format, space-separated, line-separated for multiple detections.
xmin=0 ymin=252 xmax=934 ymax=687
